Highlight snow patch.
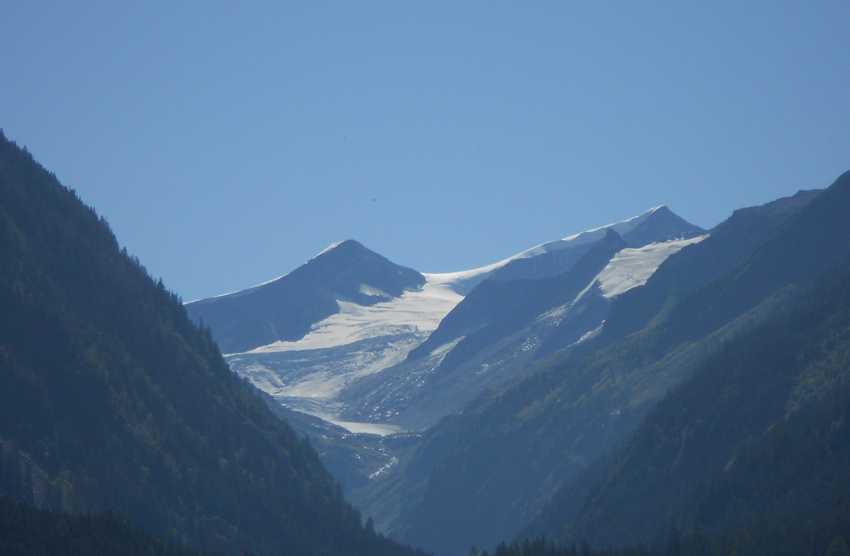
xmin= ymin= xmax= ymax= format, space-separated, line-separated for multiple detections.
xmin=573 ymin=324 xmax=604 ymax=346
xmin=359 ymin=284 xmax=392 ymax=298
xmin=291 ymin=408 xmax=404 ymax=436
xmin=328 ymin=421 xmax=402 ymax=436
xmin=595 ymin=235 xmax=707 ymax=298
xmin=370 ymin=456 xmax=400 ymax=477
xmin=233 ymin=335 xmax=422 ymax=403
xmin=538 ymin=302 xmax=570 ymax=322
xmin=244 ymin=278 xmax=463 ymax=354
xmin=421 ymin=206 xmax=667 ymax=294
xmin=429 ymin=336 xmax=465 ymax=360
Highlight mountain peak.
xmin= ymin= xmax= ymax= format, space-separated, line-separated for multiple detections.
xmin=186 ymin=239 xmax=425 ymax=353
xmin=315 ymin=239 xmax=365 ymax=258
xmin=480 ymin=208 xmax=701 ymax=286
xmin=620 ymin=205 xmax=705 ymax=247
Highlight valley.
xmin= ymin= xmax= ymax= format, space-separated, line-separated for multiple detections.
xmin=4 ymin=130 xmax=850 ymax=556
xmin=184 ymin=177 xmax=850 ymax=556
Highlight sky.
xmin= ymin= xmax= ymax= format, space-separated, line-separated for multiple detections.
xmin=1 ymin=2 xmax=848 ymax=302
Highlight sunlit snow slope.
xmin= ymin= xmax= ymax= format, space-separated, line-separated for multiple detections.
xmin=593 ymin=235 xmax=707 ymax=298
xmin=249 ymin=275 xmax=462 ymax=354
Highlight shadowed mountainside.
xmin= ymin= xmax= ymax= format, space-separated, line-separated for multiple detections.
xmin=0 ymin=131 xmax=424 ymax=556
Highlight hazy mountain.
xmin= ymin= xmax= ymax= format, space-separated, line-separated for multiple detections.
xmin=527 ymin=242 xmax=850 ymax=551
xmin=185 ymin=239 xmax=426 ymax=354
xmin=487 ymin=206 xmax=703 ymax=284
xmin=575 ymin=188 xmax=821 ymax=357
xmin=187 ymin=205 xmax=703 ymax=499
xmin=0 ymin=132 xmax=420 ymax=556
xmin=390 ymin=179 xmax=840 ymax=556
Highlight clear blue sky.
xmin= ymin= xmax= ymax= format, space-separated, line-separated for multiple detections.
xmin=2 ymin=2 xmax=848 ymax=301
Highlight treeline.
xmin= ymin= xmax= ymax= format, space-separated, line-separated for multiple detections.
xmin=0 ymin=496 xmax=213 ymax=556
xmin=486 ymin=522 xmax=850 ymax=556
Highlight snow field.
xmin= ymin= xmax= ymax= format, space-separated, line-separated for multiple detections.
xmin=595 ymin=235 xmax=707 ymax=298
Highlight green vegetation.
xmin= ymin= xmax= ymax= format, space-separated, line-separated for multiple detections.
xmin=473 ymin=521 xmax=850 ymax=556
xmin=393 ymin=172 xmax=850 ymax=556
xmin=530 ymin=256 xmax=850 ymax=551
xmin=0 ymin=131 xmax=423 ymax=556
xmin=0 ymin=496 xmax=213 ymax=556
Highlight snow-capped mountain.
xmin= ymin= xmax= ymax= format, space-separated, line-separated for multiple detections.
xmin=333 ymin=230 xmax=705 ymax=431
xmin=186 ymin=239 xmax=426 ymax=354
xmin=187 ymin=206 xmax=704 ymax=441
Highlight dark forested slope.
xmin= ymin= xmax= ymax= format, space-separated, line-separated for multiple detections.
xmin=0 ymin=496 xmax=212 ymax=556
xmin=397 ymin=173 xmax=850 ymax=556
xmin=531 ymin=255 xmax=850 ymax=550
xmin=0 ymin=132 xmax=421 ymax=556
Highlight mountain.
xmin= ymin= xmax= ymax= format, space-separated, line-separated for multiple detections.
xmin=332 ymin=209 xmax=704 ymax=433
xmin=187 ymin=204 xmax=703 ymax=495
xmin=185 ymin=239 xmax=427 ymax=354
xmin=386 ymin=181 xmax=837 ymax=556
xmin=10 ymin=125 xmax=847 ymax=556
xmin=486 ymin=205 xmax=703 ymax=284
xmin=0 ymin=132 xmax=421 ymax=556
xmin=575 ymin=188 xmax=821 ymax=356
xmin=181 ymin=149 xmax=842 ymax=556
xmin=406 ymin=229 xmax=631 ymax=369
xmin=526 ymin=246 xmax=850 ymax=551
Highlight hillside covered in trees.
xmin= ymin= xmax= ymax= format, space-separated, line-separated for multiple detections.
xmin=386 ymin=170 xmax=850 ymax=556
xmin=0 ymin=131 xmax=424 ymax=556
xmin=526 ymin=255 xmax=850 ymax=552
xmin=0 ymin=496 xmax=216 ymax=556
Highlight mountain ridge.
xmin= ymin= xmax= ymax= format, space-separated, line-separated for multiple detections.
xmin=186 ymin=204 xmax=704 ymax=503
xmin=578 ymin=188 xmax=822 ymax=356
xmin=0 ymin=132 xmax=421 ymax=556
xmin=389 ymin=178 xmax=841 ymax=556
xmin=527 ymin=252 xmax=850 ymax=550
xmin=406 ymin=228 xmax=630 ymax=369
xmin=186 ymin=239 xmax=426 ymax=354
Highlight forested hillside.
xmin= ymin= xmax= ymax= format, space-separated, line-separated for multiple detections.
xmin=530 ymin=255 xmax=850 ymax=550
xmin=392 ymin=172 xmax=850 ymax=556
xmin=0 ymin=496 xmax=211 ymax=556
xmin=0 ymin=131 xmax=422 ymax=556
